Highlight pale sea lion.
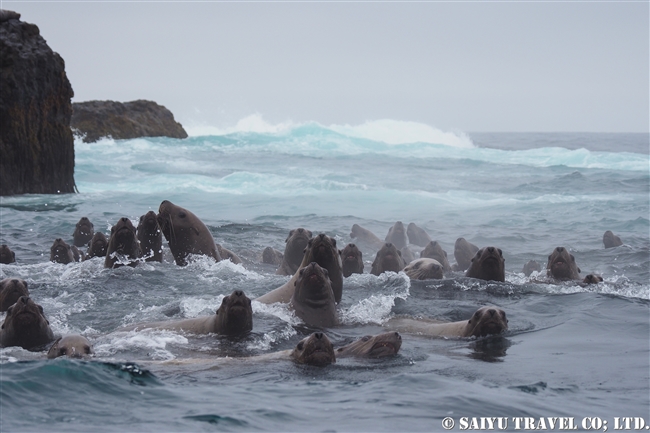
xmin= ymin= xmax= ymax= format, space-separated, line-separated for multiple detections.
xmin=546 ymin=246 xmax=581 ymax=281
xmin=603 ymin=231 xmax=623 ymax=248
xmin=420 ymin=241 xmax=452 ymax=272
xmin=453 ymin=237 xmax=479 ymax=271
xmin=262 ymin=247 xmax=284 ymax=266
xmin=157 ymin=200 xmax=221 ymax=266
xmin=404 ymin=258 xmax=444 ymax=280
xmin=290 ymin=262 xmax=338 ymax=328
xmin=583 ymin=274 xmax=603 ymax=284
xmin=276 ymin=228 xmax=312 ymax=276
xmin=336 ymin=332 xmax=402 ymax=358
xmin=0 ymin=296 xmax=55 ymax=350
xmin=339 ymin=243 xmax=364 ymax=277
xmin=84 ymin=232 xmax=108 ymax=260
xmin=50 ymin=238 xmax=78 ymax=264
xmin=0 ymin=244 xmax=16 ymax=264
xmin=0 ymin=278 xmax=29 ymax=312
xmin=137 ymin=211 xmax=163 ymax=262
xmin=104 ymin=217 xmax=142 ymax=269
xmin=121 ymin=290 xmax=253 ymax=336
xmin=216 ymin=244 xmax=243 ymax=265
xmin=406 ymin=223 xmax=432 ymax=247
xmin=47 ymin=335 xmax=94 ymax=359
xmin=371 ymin=243 xmax=406 ymax=276
xmin=522 ymin=260 xmax=541 ymax=276
xmin=350 ymin=224 xmax=384 ymax=250
xmin=465 ymin=246 xmax=505 ymax=282
xmin=72 ymin=216 xmax=94 ymax=247
xmin=384 ymin=306 xmax=508 ymax=338
xmin=291 ymin=332 xmax=336 ymax=366
xmin=385 ymin=221 xmax=408 ymax=250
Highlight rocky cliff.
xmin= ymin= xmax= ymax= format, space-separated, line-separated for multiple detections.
xmin=71 ymin=100 xmax=188 ymax=143
xmin=0 ymin=10 xmax=76 ymax=196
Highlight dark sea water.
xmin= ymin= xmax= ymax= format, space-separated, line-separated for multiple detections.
xmin=1 ymin=120 xmax=648 ymax=432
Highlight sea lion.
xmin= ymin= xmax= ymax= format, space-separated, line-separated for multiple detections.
xmin=583 ymin=274 xmax=603 ymax=284
xmin=370 ymin=243 xmax=406 ymax=276
xmin=156 ymin=200 xmax=221 ymax=266
xmin=522 ymin=260 xmax=541 ymax=276
xmin=290 ymin=262 xmax=338 ymax=328
xmin=137 ymin=211 xmax=163 ymax=262
xmin=0 ymin=296 xmax=55 ymax=350
xmin=0 ymin=244 xmax=16 ymax=264
xmin=291 ymin=332 xmax=336 ymax=366
xmin=465 ymin=246 xmax=505 ymax=282
xmin=339 ymin=243 xmax=364 ymax=277
xmin=350 ymin=224 xmax=384 ymax=250
xmin=603 ymin=231 xmax=623 ymax=248
xmin=257 ymin=233 xmax=343 ymax=305
xmin=406 ymin=223 xmax=432 ymax=247
xmin=104 ymin=217 xmax=142 ymax=269
xmin=453 ymin=237 xmax=479 ymax=271
xmin=262 ymin=247 xmax=284 ymax=266
xmin=50 ymin=238 xmax=78 ymax=264
xmin=546 ymin=246 xmax=581 ymax=281
xmin=47 ymin=335 xmax=94 ymax=359
xmin=0 ymin=278 xmax=30 ymax=312
xmin=216 ymin=244 xmax=243 ymax=265
xmin=72 ymin=217 xmax=94 ymax=247
xmin=384 ymin=306 xmax=508 ymax=338
xmin=336 ymin=332 xmax=402 ymax=358
xmin=403 ymin=258 xmax=444 ymax=280
xmin=121 ymin=290 xmax=253 ymax=336
xmin=400 ymin=247 xmax=416 ymax=264
xmin=420 ymin=241 xmax=452 ymax=271
xmin=385 ymin=221 xmax=408 ymax=250
xmin=276 ymin=228 xmax=312 ymax=276
xmin=84 ymin=232 xmax=108 ymax=260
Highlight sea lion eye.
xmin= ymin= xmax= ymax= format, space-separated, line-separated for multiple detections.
xmin=297 ymin=342 xmax=304 ymax=351
xmin=6 ymin=306 xmax=12 ymax=315
xmin=570 ymin=254 xmax=575 ymax=262
xmin=331 ymin=239 xmax=336 ymax=247
xmin=498 ymin=249 xmax=503 ymax=256
xmin=38 ymin=305 xmax=44 ymax=313
xmin=59 ymin=348 xmax=67 ymax=356
xmin=362 ymin=336 xmax=371 ymax=342
xmin=178 ymin=212 xmax=186 ymax=218
xmin=84 ymin=346 xmax=92 ymax=354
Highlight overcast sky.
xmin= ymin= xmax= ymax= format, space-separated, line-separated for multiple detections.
xmin=5 ymin=1 xmax=649 ymax=133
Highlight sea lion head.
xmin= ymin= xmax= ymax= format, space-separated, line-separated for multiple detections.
xmin=466 ymin=306 xmax=508 ymax=337
xmin=420 ymin=241 xmax=448 ymax=263
xmin=0 ymin=278 xmax=30 ymax=312
xmin=349 ymin=224 xmax=363 ymax=239
xmin=339 ymin=243 xmax=363 ymax=277
xmin=522 ymin=260 xmax=541 ymax=277
xmin=385 ymin=221 xmax=407 ymax=249
xmin=454 ymin=237 xmax=479 ymax=271
xmin=156 ymin=200 xmax=184 ymax=242
xmin=406 ymin=223 xmax=432 ymax=247
xmin=138 ymin=211 xmax=161 ymax=238
xmin=73 ymin=217 xmax=94 ymax=247
xmin=291 ymin=332 xmax=336 ymax=366
xmin=603 ymin=231 xmax=623 ymax=248
xmin=0 ymin=244 xmax=16 ymax=264
xmin=284 ymin=227 xmax=312 ymax=265
xmin=215 ymin=290 xmax=253 ymax=336
xmin=47 ymin=335 xmax=94 ymax=359
xmin=371 ymin=243 xmax=405 ymax=276
xmin=583 ymin=274 xmax=604 ymax=284
xmin=294 ymin=262 xmax=334 ymax=306
xmin=336 ymin=332 xmax=402 ymax=358
xmin=305 ymin=234 xmax=338 ymax=264
xmin=86 ymin=232 xmax=108 ymax=258
xmin=50 ymin=238 xmax=75 ymax=264
xmin=109 ymin=218 xmax=139 ymax=253
xmin=466 ymin=246 xmax=505 ymax=282
xmin=546 ymin=246 xmax=581 ymax=280
xmin=1 ymin=296 xmax=54 ymax=349
xmin=404 ymin=258 xmax=444 ymax=280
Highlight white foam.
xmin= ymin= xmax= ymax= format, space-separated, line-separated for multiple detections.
xmin=185 ymin=113 xmax=296 ymax=136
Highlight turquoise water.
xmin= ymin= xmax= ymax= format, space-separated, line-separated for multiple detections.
xmin=0 ymin=121 xmax=648 ymax=431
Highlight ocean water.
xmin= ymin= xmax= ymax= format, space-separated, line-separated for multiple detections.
xmin=0 ymin=119 xmax=648 ymax=432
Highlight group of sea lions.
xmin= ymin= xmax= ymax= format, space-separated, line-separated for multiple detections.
xmin=0 ymin=201 xmax=624 ymax=366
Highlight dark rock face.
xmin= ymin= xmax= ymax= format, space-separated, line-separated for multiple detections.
xmin=0 ymin=10 xmax=76 ymax=196
xmin=71 ymin=100 xmax=188 ymax=143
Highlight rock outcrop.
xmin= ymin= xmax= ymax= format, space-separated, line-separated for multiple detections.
xmin=0 ymin=10 xmax=76 ymax=196
xmin=71 ymin=100 xmax=188 ymax=143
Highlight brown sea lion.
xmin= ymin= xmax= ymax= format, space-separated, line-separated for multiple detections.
xmin=0 ymin=278 xmax=30 ymax=312
xmin=603 ymin=231 xmax=623 ymax=248
xmin=583 ymin=274 xmax=603 ymax=284
xmin=406 ymin=223 xmax=432 ymax=247
xmin=72 ymin=217 xmax=94 ymax=247
xmin=420 ymin=241 xmax=452 ymax=272
xmin=339 ymin=243 xmax=364 ymax=277
xmin=335 ymin=332 xmax=402 ymax=358
xmin=465 ymin=246 xmax=505 ymax=282
xmin=137 ymin=211 xmax=163 ymax=262
xmin=350 ymin=224 xmax=384 ymax=250
xmin=84 ymin=232 xmax=109 ymax=260
xmin=47 ymin=335 xmax=94 ymax=359
xmin=104 ymin=217 xmax=142 ymax=269
xmin=257 ymin=233 xmax=343 ymax=305
xmin=290 ymin=262 xmax=338 ymax=328
xmin=384 ymin=306 xmax=508 ymax=338
xmin=546 ymin=246 xmax=581 ymax=281
xmin=370 ymin=243 xmax=406 ymax=276
xmin=156 ymin=200 xmax=221 ymax=266
xmin=0 ymin=244 xmax=16 ymax=264
xmin=385 ymin=221 xmax=408 ymax=250
xmin=0 ymin=296 xmax=55 ymax=349
xmin=276 ymin=228 xmax=312 ymax=276
xmin=400 ymin=247 xmax=416 ymax=264
xmin=50 ymin=238 xmax=78 ymax=264
xmin=121 ymin=290 xmax=253 ymax=336
xmin=522 ymin=260 xmax=541 ymax=276
xmin=216 ymin=244 xmax=243 ymax=265
xmin=404 ymin=258 xmax=444 ymax=280
xmin=453 ymin=237 xmax=479 ymax=271
xmin=291 ymin=332 xmax=336 ymax=366
xmin=262 ymin=247 xmax=284 ymax=266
